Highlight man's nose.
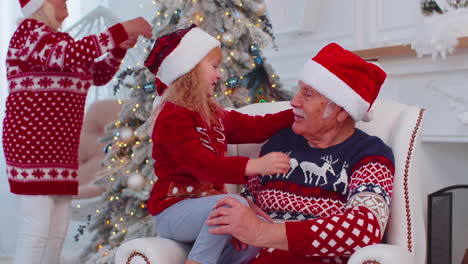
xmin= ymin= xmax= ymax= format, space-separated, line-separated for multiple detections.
xmin=290 ymin=94 xmax=301 ymax=108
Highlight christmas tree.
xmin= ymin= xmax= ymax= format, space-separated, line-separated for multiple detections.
xmin=81 ymin=0 xmax=291 ymax=263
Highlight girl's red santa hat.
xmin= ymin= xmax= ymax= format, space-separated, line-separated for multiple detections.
xmin=299 ymin=43 xmax=387 ymax=122
xmin=145 ymin=24 xmax=220 ymax=107
xmin=19 ymin=0 xmax=46 ymax=17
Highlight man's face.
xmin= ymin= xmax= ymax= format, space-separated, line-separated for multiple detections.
xmin=290 ymin=81 xmax=338 ymax=138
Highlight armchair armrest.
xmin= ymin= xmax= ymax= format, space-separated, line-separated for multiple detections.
xmin=115 ymin=237 xmax=190 ymax=264
xmin=348 ymin=244 xmax=413 ymax=264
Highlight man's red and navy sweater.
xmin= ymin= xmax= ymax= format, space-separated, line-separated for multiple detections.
xmin=244 ymin=128 xmax=394 ymax=264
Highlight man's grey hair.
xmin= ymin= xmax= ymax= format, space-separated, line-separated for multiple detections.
xmin=322 ymin=99 xmax=336 ymax=119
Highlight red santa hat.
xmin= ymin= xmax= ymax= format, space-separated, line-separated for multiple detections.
xmin=145 ymin=24 xmax=220 ymax=98
xmin=19 ymin=0 xmax=45 ymax=17
xmin=299 ymin=43 xmax=387 ymax=122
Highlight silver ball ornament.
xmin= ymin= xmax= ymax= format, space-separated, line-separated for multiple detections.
xmin=253 ymin=3 xmax=266 ymax=16
xmin=221 ymin=32 xmax=234 ymax=46
xmin=448 ymin=0 xmax=466 ymax=7
xmin=127 ymin=173 xmax=146 ymax=191
xmin=119 ymin=127 xmax=135 ymax=143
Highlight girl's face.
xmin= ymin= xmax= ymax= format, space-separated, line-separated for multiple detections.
xmin=47 ymin=0 xmax=68 ymax=25
xmin=196 ymin=47 xmax=222 ymax=98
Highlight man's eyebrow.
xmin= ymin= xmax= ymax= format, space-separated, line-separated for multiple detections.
xmin=303 ymin=86 xmax=313 ymax=93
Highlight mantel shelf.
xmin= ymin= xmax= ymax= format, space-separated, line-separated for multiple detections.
xmin=352 ymin=36 xmax=468 ymax=60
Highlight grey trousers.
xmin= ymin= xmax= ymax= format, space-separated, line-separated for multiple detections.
xmin=154 ymin=194 xmax=260 ymax=264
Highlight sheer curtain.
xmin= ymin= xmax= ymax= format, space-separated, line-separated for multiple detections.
xmin=0 ymin=1 xmax=22 ymax=258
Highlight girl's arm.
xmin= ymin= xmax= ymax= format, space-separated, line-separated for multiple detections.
xmin=225 ymin=109 xmax=294 ymax=144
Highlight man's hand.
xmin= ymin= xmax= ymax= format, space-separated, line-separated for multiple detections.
xmin=121 ymin=17 xmax=152 ymax=39
xmin=247 ymin=199 xmax=273 ymax=223
xmin=206 ymin=196 xmax=268 ymax=247
xmin=245 ymin=152 xmax=290 ymax=176
xmin=231 ymin=237 xmax=248 ymax=252
xmin=206 ymin=196 xmax=288 ymax=250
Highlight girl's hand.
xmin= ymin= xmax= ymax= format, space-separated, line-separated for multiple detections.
xmin=245 ymin=152 xmax=290 ymax=176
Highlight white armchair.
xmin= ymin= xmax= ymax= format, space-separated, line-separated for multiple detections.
xmin=115 ymin=100 xmax=426 ymax=264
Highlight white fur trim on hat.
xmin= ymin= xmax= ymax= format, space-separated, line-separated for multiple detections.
xmin=157 ymin=28 xmax=220 ymax=86
xmin=299 ymin=60 xmax=370 ymax=121
xmin=21 ymin=0 xmax=46 ymax=17
xmin=152 ymin=95 xmax=162 ymax=110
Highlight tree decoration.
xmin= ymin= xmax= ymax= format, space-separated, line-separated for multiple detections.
xmin=126 ymin=172 xmax=146 ymax=191
xmin=226 ymin=76 xmax=240 ymax=88
xmin=142 ymin=82 xmax=156 ymax=94
xmin=118 ymin=127 xmax=135 ymax=143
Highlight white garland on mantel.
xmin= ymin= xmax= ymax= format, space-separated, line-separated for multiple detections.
xmin=411 ymin=8 xmax=468 ymax=59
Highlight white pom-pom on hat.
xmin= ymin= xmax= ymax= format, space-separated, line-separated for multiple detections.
xmin=361 ymin=110 xmax=374 ymax=122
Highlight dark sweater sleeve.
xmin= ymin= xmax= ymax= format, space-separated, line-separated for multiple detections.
xmin=225 ymin=109 xmax=294 ymax=144
xmin=154 ymin=108 xmax=249 ymax=184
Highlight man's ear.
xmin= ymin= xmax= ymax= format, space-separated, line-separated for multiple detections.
xmin=336 ymin=108 xmax=349 ymax=123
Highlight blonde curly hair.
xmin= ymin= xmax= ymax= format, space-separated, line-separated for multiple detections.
xmin=151 ymin=48 xmax=224 ymax=129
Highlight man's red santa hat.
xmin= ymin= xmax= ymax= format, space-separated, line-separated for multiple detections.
xmin=299 ymin=43 xmax=387 ymax=122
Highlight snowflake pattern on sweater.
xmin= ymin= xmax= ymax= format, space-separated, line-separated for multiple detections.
xmin=244 ymin=128 xmax=394 ymax=264
xmin=3 ymin=19 xmax=128 ymax=195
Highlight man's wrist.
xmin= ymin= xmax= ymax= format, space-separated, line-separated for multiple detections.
xmin=256 ymin=222 xmax=288 ymax=251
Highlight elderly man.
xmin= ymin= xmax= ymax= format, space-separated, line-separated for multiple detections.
xmin=206 ymin=43 xmax=394 ymax=263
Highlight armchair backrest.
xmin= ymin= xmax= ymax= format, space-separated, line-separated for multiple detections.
xmin=227 ymin=100 xmax=426 ymax=263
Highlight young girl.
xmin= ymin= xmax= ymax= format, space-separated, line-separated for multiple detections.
xmin=3 ymin=1 xmax=152 ymax=263
xmin=144 ymin=24 xmax=294 ymax=264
